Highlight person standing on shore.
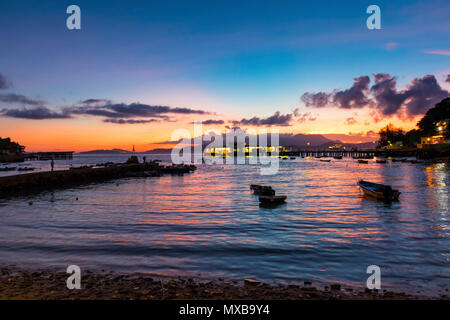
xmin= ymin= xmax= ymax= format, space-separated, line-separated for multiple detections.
xmin=51 ymin=159 xmax=54 ymax=172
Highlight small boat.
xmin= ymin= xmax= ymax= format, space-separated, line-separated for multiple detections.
xmin=358 ymin=180 xmax=401 ymax=201
xmin=0 ymin=167 xmax=17 ymax=171
xmin=358 ymin=159 xmax=368 ymax=164
xmin=376 ymin=159 xmax=387 ymax=164
xmin=18 ymin=167 xmax=35 ymax=171
xmin=259 ymin=195 xmax=287 ymax=205
xmin=333 ymin=155 xmax=343 ymax=160
xmin=250 ymin=185 xmax=275 ymax=196
xmin=320 ymin=159 xmax=331 ymax=162
xmin=290 ymin=157 xmax=296 ymax=160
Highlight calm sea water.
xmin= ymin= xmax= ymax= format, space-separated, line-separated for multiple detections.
xmin=0 ymin=154 xmax=449 ymax=295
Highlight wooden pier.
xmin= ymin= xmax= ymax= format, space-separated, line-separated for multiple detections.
xmin=24 ymin=151 xmax=74 ymax=161
xmin=281 ymin=149 xmax=421 ymax=158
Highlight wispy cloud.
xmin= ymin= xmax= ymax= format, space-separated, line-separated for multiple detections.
xmin=345 ymin=117 xmax=358 ymax=125
xmin=385 ymin=42 xmax=398 ymax=51
xmin=103 ymin=118 xmax=160 ymax=124
xmin=423 ymin=50 xmax=450 ymax=56
xmin=190 ymin=119 xmax=225 ymax=125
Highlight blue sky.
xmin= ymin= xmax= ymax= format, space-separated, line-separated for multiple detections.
xmin=0 ymin=0 xmax=449 ymax=150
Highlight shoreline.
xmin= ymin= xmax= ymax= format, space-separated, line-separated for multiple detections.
xmin=0 ymin=267 xmax=446 ymax=300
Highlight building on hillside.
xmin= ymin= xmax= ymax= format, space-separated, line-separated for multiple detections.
xmin=417 ymin=119 xmax=450 ymax=149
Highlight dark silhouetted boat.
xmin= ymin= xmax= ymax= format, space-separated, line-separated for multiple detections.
xmin=333 ymin=155 xmax=343 ymax=159
xmin=320 ymin=159 xmax=331 ymax=162
xmin=358 ymin=159 xmax=368 ymax=164
xmin=18 ymin=167 xmax=35 ymax=171
xmin=358 ymin=180 xmax=400 ymax=201
xmin=376 ymin=159 xmax=387 ymax=164
xmin=259 ymin=195 xmax=287 ymax=205
xmin=250 ymin=184 xmax=275 ymax=196
xmin=0 ymin=167 xmax=16 ymax=171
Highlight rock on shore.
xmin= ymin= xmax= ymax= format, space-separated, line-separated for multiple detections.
xmin=0 ymin=267 xmax=444 ymax=300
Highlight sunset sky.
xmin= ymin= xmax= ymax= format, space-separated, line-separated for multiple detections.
xmin=0 ymin=0 xmax=449 ymax=152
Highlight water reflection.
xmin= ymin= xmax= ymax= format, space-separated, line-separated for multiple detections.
xmin=0 ymin=155 xmax=449 ymax=295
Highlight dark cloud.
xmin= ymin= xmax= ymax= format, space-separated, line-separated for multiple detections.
xmin=302 ymin=73 xmax=450 ymax=118
xmin=0 ymin=99 xmax=207 ymax=122
xmin=72 ymin=102 xmax=207 ymax=119
xmin=103 ymin=118 xmax=159 ymax=124
xmin=153 ymin=139 xmax=183 ymax=145
xmin=371 ymin=74 xmax=449 ymax=116
xmin=0 ymin=106 xmax=71 ymax=119
xmin=302 ymin=76 xmax=371 ymax=109
xmin=80 ymin=99 xmax=109 ymax=105
xmin=232 ymin=111 xmax=294 ymax=126
xmin=0 ymin=93 xmax=44 ymax=106
xmin=300 ymin=92 xmax=331 ymax=108
xmin=0 ymin=73 xmax=10 ymax=90
xmin=402 ymin=75 xmax=449 ymax=115
xmin=332 ymin=76 xmax=371 ymax=109
xmin=370 ymin=74 xmax=408 ymax=116
xmin=193 ymin=119 xmax=224 ymax=125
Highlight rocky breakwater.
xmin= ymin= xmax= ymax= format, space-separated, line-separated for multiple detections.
xmin=0 ymin=159 xmax=196 ymax=198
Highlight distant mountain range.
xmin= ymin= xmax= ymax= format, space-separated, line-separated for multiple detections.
xmin=78 ymin=148 xmax=134 ymax=154
xmin=77 ymin=133 xmax=377 ymax=154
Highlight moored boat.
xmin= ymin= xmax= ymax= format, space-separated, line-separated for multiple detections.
xmin=18 ymin=167 xmax=35 ymax=171
xmin=376 ymin=159 xmax=387 ymax=164
xmin=358 ymin=180 xmax=401 ymax=201
xmin=320 ymin=159 xmax=331 ymax=162
xmin=358 ymin=159 xmax=368 ymax=164
xmin=259 ymin=195 xmax=287 ymax=205
xmin=333 ymin=155 xmax=343 ymax=159
xmin=250 ymin=184 xmax=275 ymax=196
xmin=0 ymin=167 xmax=17 ymax=171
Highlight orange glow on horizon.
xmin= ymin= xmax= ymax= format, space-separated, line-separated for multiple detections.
xmin=0 ymin=110 xmax=422 ymax=152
